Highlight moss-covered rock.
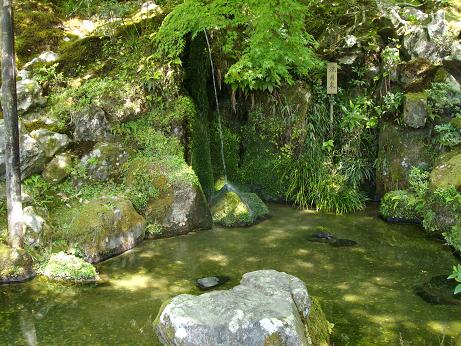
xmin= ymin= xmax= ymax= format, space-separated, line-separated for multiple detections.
xmin=431 ymin=148 xmax=461 ymax=190
xmin=211 ymin=187 xmax=269 ymax=227
xmin=40 ymin=252 xmax=97 ymax=282
xmin=30 ymin=129 xmax=71 ymax=158
xmin=305 ymin=297 xmax=331 ymax=346
xmin=67 ymin=196 xmax=145 ymax=263
xmin=42 ymin=152 xmax=73 ymax=183
xmin=75 ymin=142 xmax=129 ymax=185
xmin=0 ymin=245 xmax=35 ymax=284
xmin=402 ymin=92 xmax=428 ymax=129
xmin=379 ymin=190 xmax=421 ymax=223
xmin=376 ymin=121 xmax=432 ymax=196
xmin=126 ymin=157 xmax=212 ymax=238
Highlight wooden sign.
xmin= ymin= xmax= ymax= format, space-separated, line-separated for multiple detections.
xmin=327 ymin=62 xmax=338 ymax=95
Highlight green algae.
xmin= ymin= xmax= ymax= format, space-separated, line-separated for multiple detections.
xmin=0 ymin=204 xmax=460 ymax=345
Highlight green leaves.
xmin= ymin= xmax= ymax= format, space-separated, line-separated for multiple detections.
xmin=448 ymin=264 xmax=461 ymax=295
xmin=154 ymin=0 xmax=321 ymax=92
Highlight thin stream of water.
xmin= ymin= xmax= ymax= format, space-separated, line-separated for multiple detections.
xmin=204 ymin=30 xmax=227 ymax=182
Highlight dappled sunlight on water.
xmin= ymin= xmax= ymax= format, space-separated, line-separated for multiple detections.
xmin=1 ymin=204 xmax=461 ymax=345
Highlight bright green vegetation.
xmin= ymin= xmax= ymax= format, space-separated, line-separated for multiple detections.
xmin=1 ymin=205 xmax=460 ymax=345
xmin=382 ymin=167 xmax=461 ymax=253
xmin=40 ymin=252 xmax=97 ymax=282
xmin=211 ymin=190 xmax=269 ymax=227
xmin=155 ymin=0 xmax=321 ymax=92
xmin=448 ymin=264 xmax=461 ymax=295
xmin=379 ymin=190 xmax=420 ymax=221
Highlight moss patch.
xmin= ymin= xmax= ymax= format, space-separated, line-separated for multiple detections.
xmin=431 ymin=149 xmax=461 ymax=190
xmin=40 ymin=252 xmax=97 ymax=282
xmin=0 ymin=244 xmax=35 ymax=283
xmin=15 ymin=0 xmax=64 ymax=66
xmin=305 ymin=297 xmax=331 ymax=346
xmin=211 ymin=189 xmax=269 ymax=227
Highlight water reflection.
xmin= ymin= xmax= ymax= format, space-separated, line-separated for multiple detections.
xmin=0 ymin=204 xmax=460 ymax=345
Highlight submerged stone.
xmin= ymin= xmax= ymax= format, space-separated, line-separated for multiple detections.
xmin=308 ymin=232 xmax=336 ymax=244
xmin=331 ymin=239 xmax=358 ymax=247
xmin=155 ymin=270 xmax=331 ymax=345
xmin=415 ymin=275 xmax=461 ymax=306
xmin=196 ymin=276 xmax=229 ymax=290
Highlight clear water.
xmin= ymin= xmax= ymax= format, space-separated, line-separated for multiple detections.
xmin=1 ymin=204 xmax=460 ymax=345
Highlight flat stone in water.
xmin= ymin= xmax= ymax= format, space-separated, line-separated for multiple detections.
xmin=415 ymin=275 xmax=461 ymax=306
xmin=331 ymin=239 xmax=358 ymax=247
xmin=196 ymin=276 xmax=229 ymax=290
xmin=308 ymin=232 xmax=336 ymax=244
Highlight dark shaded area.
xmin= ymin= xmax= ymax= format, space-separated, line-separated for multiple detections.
xmin=415 ymin=275 xmax=461 ymax=306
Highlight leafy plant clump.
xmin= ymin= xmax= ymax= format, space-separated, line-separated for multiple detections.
xmin=154 ymin=0 xmax=321 ymax=92
xmin=448 ymin=264 xmax=461 ymax=295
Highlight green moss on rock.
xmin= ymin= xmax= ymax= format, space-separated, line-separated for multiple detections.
xmin=431 ymin=149 xmax=461 ymax=190
xmin=65 ymin=196 xmax=145 ymax=263
xmin=15 ymin=0 xmax=64 ymax=66
xmin=305 ymin=297 xmax=331 ymax=346
xmin=211 ymin=189 xmax=269 ymax=227
xmin=0 ymin=244 xmax=35 ymax=283
xmin=41 ymin=252 xmax=97 ymax=282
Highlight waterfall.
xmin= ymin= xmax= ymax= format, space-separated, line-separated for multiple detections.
xmin=204 ymin=30 xmax=228 ymax=182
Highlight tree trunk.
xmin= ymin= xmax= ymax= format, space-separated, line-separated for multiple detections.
xmin=1 ymin=0 xmax=23 ymax=249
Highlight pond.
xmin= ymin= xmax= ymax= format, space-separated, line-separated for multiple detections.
xmin=1 ymin=204 xmax=460 ymax=345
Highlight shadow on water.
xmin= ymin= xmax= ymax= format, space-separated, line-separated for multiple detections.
xmin=1 ymin=204 xmax=461 ymax=345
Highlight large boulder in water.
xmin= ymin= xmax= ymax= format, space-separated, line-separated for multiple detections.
xmin=67 ymin=196 xmax=145 ymax=263
xmin=155 ymin=270 xmax=331 ymax=346
xmin=211 ymin=186 xmax=269 ymax=227
xmin=0 ymin=245 xmax=35 ymax=284
xmin=126 ymin=157 xmax=212 ymax=238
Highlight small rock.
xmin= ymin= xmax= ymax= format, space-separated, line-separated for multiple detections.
xmin=23 ymin=206 xmax=49 ymax=248
xmin=75 ymin=142 xmax=129 ymax=184
xmin=22 ymin=51 xmax=58 ymax=71
xmin=196 ymin=276 xmax=229 ymax=290
xmin=403 ymin=92 xmax=427 ymax=129
xmin=0 ymin=120 xmax=47 ymax=180
xmin=72 ymin=105 xmax=112 ymax=142
xmin=30 ymin=129 xmax=71 ymax=158
xmin=42 ymin=153 xmax=73 ymax=183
